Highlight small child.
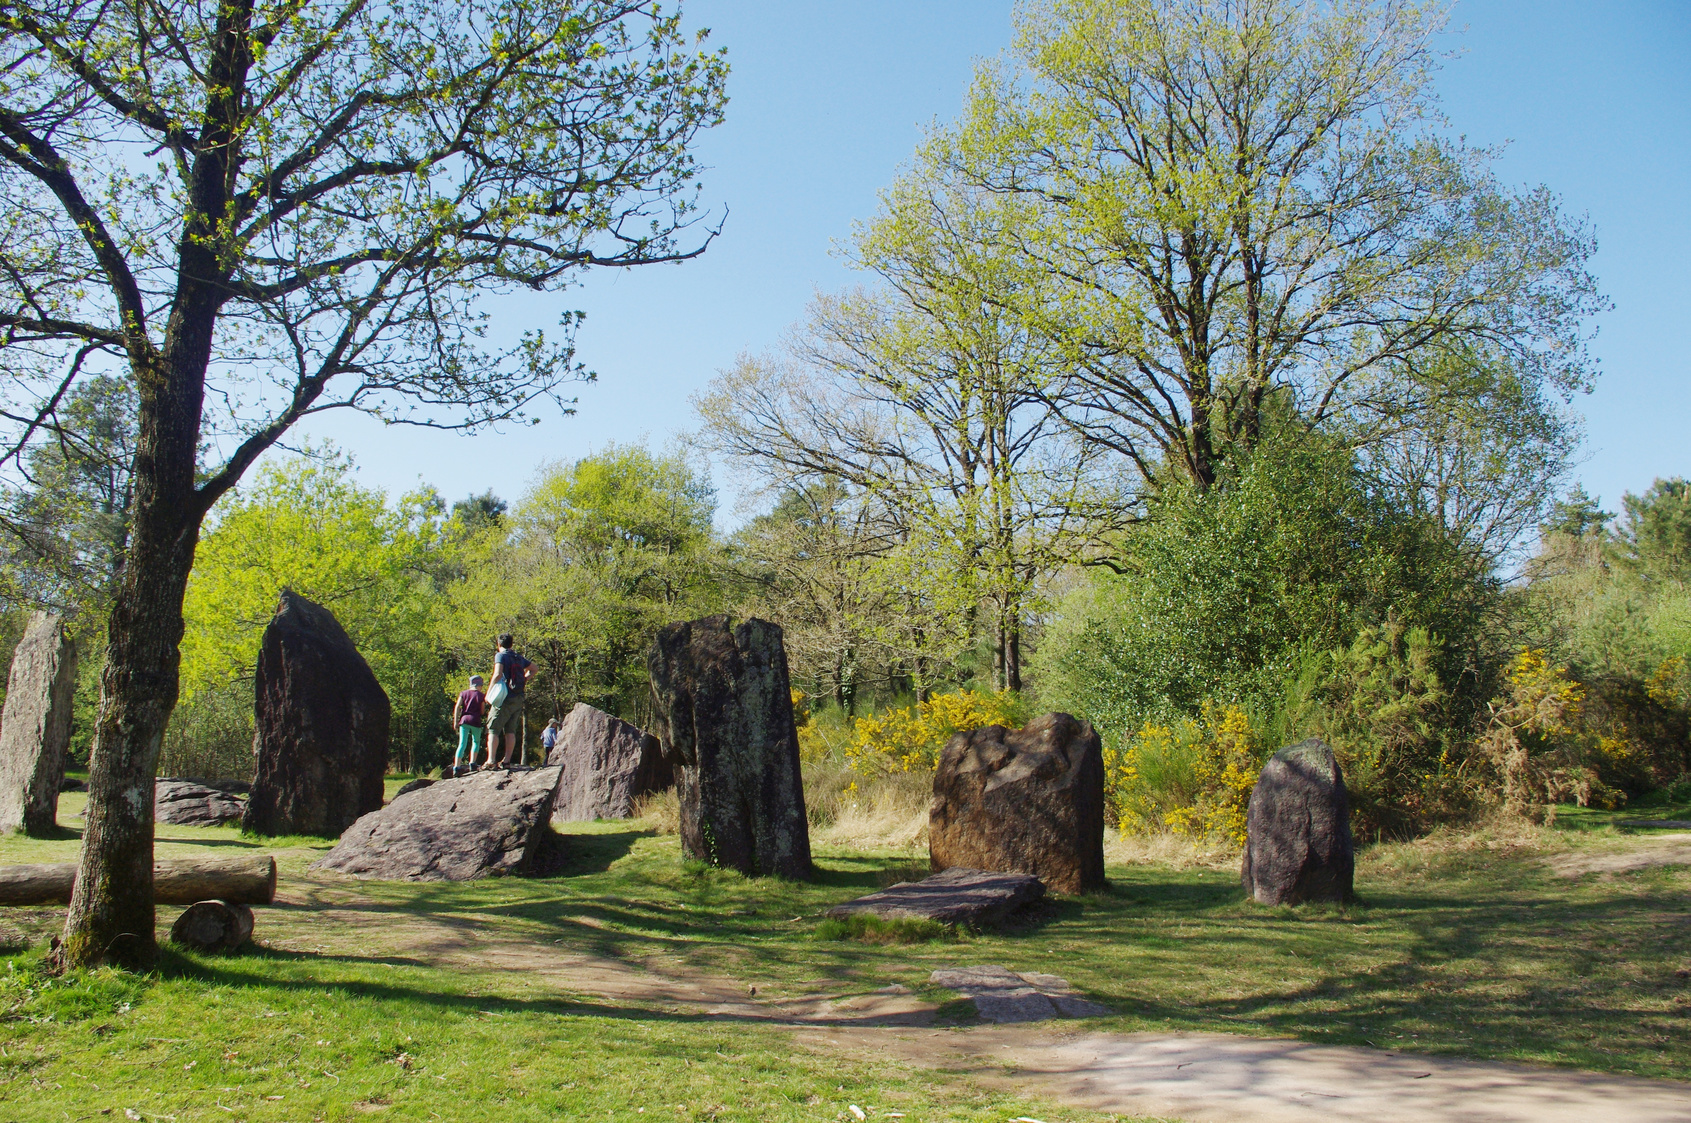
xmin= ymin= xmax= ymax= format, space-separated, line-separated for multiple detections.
xmin=540 ymin=717 xmax=561 ymax=758
xmin=452 ymin=675 xmax=487 ymax=775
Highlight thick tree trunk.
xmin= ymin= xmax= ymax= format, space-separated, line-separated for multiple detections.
xmin=58 ymin=320 xmax=212 ymax=972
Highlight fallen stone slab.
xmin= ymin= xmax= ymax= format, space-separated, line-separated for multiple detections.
xmin=930 ymin=964 xmax=1113 ymax=1024
xmin=312 ymin=766 xmax=565 ymax=881
xmin=155 ymin=780 xmax=247 ymax=827
xmin=824 ymin=867 xmax=1045 ymax=927
xmin=392 ymin=777 xmax=434 ymax=800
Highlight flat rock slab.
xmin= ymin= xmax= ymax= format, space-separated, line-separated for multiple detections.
xmin=155 ymin=780 xmax=246 ymax=827
xmin=930 ymin=964 xmax=1112 ymax=1024
xmin=824 ymin=867 xmax=1045 ymax=927
xmin=1616 ymin=819 xmax=1691 ymax=828
xmin=312 ymin=767 xmax=564 ymax=881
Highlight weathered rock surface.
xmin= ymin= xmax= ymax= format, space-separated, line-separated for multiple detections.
xmin=392 ymin=777 xmax=434 ymax=800
xmin=548 ymin=702 xmax=672 ymax=822
xmin=929 ymin=965 xmax=1113 ymax=1023
xmin=648 ymin=616 xmax=812 ymax=878
xmin=155 ymin=780 xmax=246 ymax=827
xmin=824 ymin=867 xmax=1045 ymax=927
xmin=244 ymin=590 xmax=390 ymax=837
xmin=929 ymin=712 xmax=1105 ymax=895
xmin=312 ymin=766 xmax=566 ymax=881
xmin=1242 ymin=738 xmax=1355 ymax=906
xmin=0 ymin=613 xmax=77 ymax=836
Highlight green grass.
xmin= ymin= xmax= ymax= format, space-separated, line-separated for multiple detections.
xmin=1 ymin=806 xmax=1688 ymax=1119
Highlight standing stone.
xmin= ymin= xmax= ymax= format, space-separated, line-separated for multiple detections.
xmin=243 ymin=590 xmax=389 ymax=837
xmin=929 ymin=713 xmax=1105 ymax=895
xmin=1242 ymin=738 xmax=1355 ymax=906
xmin=0 ymin=613 xmax=77 ymax=836
xmin=548 ymin=702 xmax=673 ymax=823
xmin=647 ymin=615 xmax=812 ymax=878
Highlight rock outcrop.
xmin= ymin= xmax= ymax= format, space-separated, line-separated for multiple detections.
xmin=312 ymin=766 xmax=566 ymax=881
xmin=825 ymin=867 xmax=1045 ymax=927
xmin=1241 ymin=738 xmax=1355 ymax=905
xmin=243 ymin=591 xmax=390 ymax=837
xmin=0 ymin=613 xmax=77 ymax=836
xmin=155 ymin=780 xmax=246 ymax=827
xmin=548 ymin=703 xmax=672 ymax=822
xmin=929 ymin=712 xmax=1105 ymax=895
xmin=647 ymin=615 xmax=811 ymax=878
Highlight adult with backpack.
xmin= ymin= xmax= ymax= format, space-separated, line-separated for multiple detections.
xmin=451 ymin=674 xmax=488 ymax=775
xmin=484 ymin=633 xmax=537 ymax=769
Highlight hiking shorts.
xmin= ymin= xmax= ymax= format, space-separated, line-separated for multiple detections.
xmin=486 ymin=691 xmax=525 ymax=736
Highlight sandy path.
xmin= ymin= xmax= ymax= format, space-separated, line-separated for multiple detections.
xmin=256 ymin=870 xmax=1691 ymax=1122
xmin=1548 ymin=831 xmax=1691 ymax=876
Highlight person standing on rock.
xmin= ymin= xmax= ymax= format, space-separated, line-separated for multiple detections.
xmin=484 ymin=634 xmax=536 ymax=769
xmin=541 ymin=717 xmax=561 ymax=757
xmin=451 ymin=675 xmax=488 ymax=776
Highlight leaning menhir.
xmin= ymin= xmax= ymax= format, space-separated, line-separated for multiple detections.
xmin=647 ymin=615 xmax=812 ymax=878
xmin=0 ymin=612 xmax=77 ymax=836
xmin=1241 ymin=737 xmax=1355 ymax=905
xmin=243 ymin=590 xmax=389 ymax=837
xmin=548 ymin=702 xmax=673 ymax=822
xmin=929 ymin=712 xmax=1106 ymax=895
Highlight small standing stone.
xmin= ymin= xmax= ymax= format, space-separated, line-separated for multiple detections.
xmin=1241 ymin=738 xmax=1355 ymax=905
xmin=0 ymin=612 xmax=77 ymax=836
xmin=647 ymin=615 xmax=812 ymax=878
xmin=929 ymin=713 xmax=1106 ymax=895
xmin=244 ymin=590 xmax=390 ymax=838
xmin=548 ymin=702 xmax=673 ymax=822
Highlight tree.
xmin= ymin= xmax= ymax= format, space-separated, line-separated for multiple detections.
xmin=0 ymin=375 xmax=136 ymax=613
xmin=180 ymin=452 xmax=450 ymax=773
xmin=698 ymin=166 xmax=1126 ymax=690
xmin=0 ymin=0 xmax=727 ymax=969
xmin=926 ymin=0 xmax=1604 ymax=491
xmin=441 ymin=445 xmax=718 ymax=727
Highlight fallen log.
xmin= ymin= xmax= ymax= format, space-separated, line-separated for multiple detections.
xmin=170 ymin=900 xmax=255 ymax=951
xmin=0 ymin=854 xmax=276 ymax=906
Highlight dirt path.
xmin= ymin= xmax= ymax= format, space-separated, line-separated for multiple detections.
xmin=1548 ymin=831 xmax=1691 ymax=876
xmin=256 ymin=871 xmax=1691 ymax=1123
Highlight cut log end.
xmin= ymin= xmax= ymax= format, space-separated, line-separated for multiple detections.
xmin=169 ymin=900 xmax=254 ymax=952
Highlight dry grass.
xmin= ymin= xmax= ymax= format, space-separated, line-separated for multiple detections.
xmin=1102 ymin=826 xmax=1240 ymax=869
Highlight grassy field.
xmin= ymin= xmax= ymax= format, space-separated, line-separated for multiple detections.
xmin=0 ymin=783 xmax=1687 ymax=1121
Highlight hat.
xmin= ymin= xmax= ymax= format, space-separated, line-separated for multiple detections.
xmin=469 ymin=674 xmax=485 ymax=687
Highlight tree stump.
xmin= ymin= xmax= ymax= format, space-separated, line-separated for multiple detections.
xmin=647 ymin=616 xmax=812 ymax=878
xmin=169 ymin=901 xmax=254 ymax=951
xmin=0 ymin=613 xmax=77 ymax=836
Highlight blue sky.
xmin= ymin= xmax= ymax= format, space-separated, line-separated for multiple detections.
xmin=300 ymin=0 xmax=1690 ymax=525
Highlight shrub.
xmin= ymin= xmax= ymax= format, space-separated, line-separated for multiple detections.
xmin=1477 ymin=649 xmax=1629 ymax=815
xmin=1107 ymin=702 xmax=1263 ymax=845
xmin=844 ymin=690 xmax=1024 ymax=775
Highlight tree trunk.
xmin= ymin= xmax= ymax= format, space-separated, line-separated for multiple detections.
xmin=3 ymin=854 xmax=276 ymax=907
xmin=1005 ymin=616 xmax=1022 ymax=694
xmin=58 ymin=333 xmax=213 ymax=971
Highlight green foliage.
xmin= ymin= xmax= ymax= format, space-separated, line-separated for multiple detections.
xmin=440 ymin=445 xmax=718 ymax=726
xmin=1036 ymin=435 xmax=1493 ymax=737
xmin=180 ymin=452 xmax=452 ymax=772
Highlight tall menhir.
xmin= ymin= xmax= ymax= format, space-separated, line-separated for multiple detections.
xmin=0 ymin=613 xmax=77 ymax=836
xmin=647 ymin=615 xmax=812 ymax=879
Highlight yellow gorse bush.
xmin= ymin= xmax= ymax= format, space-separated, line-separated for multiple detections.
xmin=846 ymin=690 xmax=1022 ymax=775
xmin=1109 ymin=701 xmax=1261 ymax=845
